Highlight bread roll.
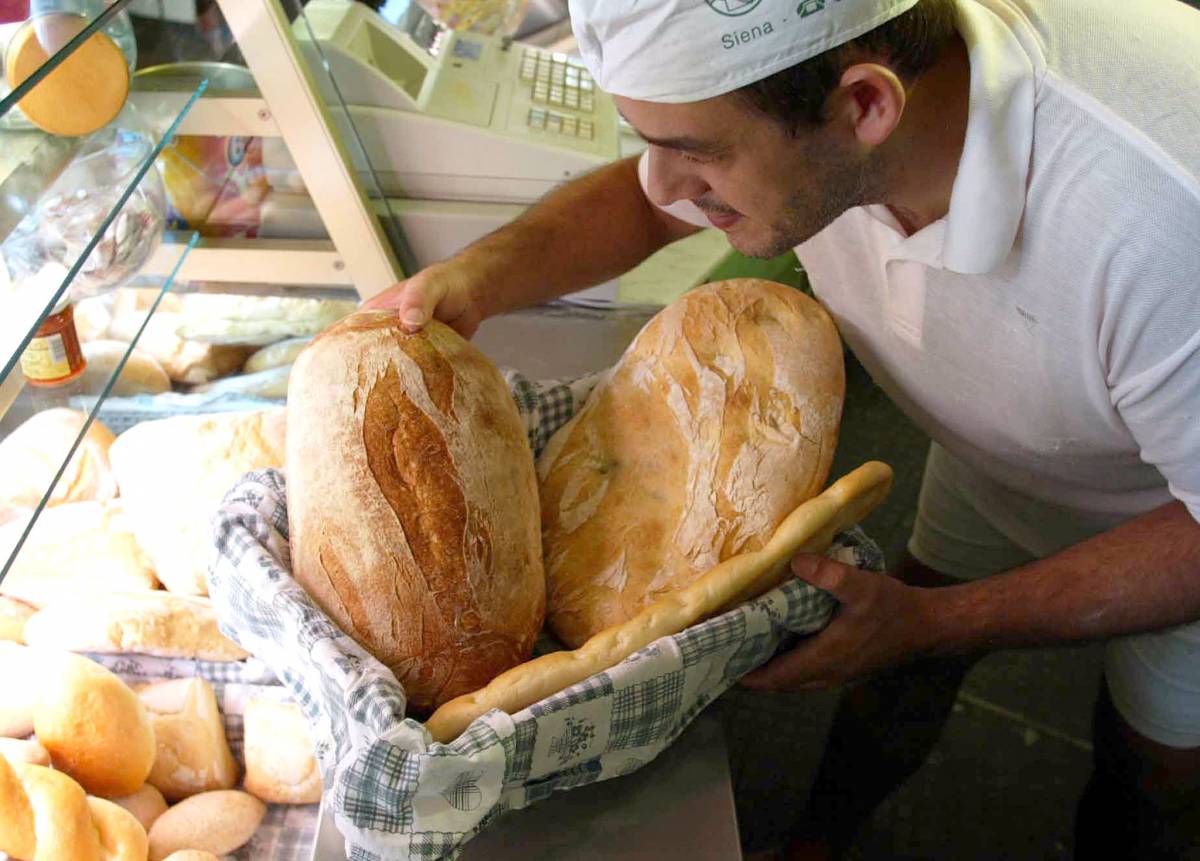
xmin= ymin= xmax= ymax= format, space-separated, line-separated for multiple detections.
xmin=287 ymin=313 xmax=544 ymax=713
xmin=243 ymin=335 xmax=311 ymax=374
xmin=162 ymin=852 xmax=222 ymax=861
xmin=31 ymin=650 xmax=156 ymax=796
xmin=243 ymin=698 xmax=321 ymax=804
xmin=176 ymin=294 xmax=357 ymax=345
xmin=109 ymin=409 xmax=286 ymax=595
xmin=87 ymin=796 xmax=150 ymax=861
xmin=74 ymin=294 xmax=114 ymax=342
xmin=22 ymin=591 xmax=250 ymax=661
xmin=138 ymin=678 xmax=238 ymax=801
xmin=0 ymin=596 xmax=34 ymax=643
xmin=0 ymin=760 xmax=100 ymax=861
xmin=147 ymin=790 xmax=265 ymax=861
xmin=110 ymin=783 xmax=168 ymax=832
xmin=80 ymin=340 xmax=172 ymax=395
xmin=537 ymin=280 xmax=845 ymax=647
xmin=0 ymin=409 xmax=117 ymax=511
xmin=108 ymin=299 xmax=250 ymax=385
xmin=0 ymin=500 xmax=158 ymax=608
xmin=0 ymin=642 xmax=37 ymax=738
xmin=190 ymin=365 xmax=290 ymax=399
xmin=0 ymin=737 xmax=49 ymax=767
xmin=0 ymin=759 xmax=149 ymax=861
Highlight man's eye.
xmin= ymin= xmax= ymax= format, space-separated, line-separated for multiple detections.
xmin=680 ymin=151 xmax=712 ymax=165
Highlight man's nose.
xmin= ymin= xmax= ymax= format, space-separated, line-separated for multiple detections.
xmin=646 ymin=145 xmax=709 ymax=206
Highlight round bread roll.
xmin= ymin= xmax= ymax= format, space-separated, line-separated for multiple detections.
xmin=243 ymin=335 xmax=311 ymax=374
xmin=162 ymin=852 xmax=222 ymax=861
xmin=74 ymin=295 xmax=114 ymax=342
xmin=287 ymin=314 xmax=545 ymax=713
xmin=0 ymin=409 xmax=117 ymax=510
xmin=243 ymin=698 xmax=322 ymax=804
xmin=80 ymin=340 xmax=172 ymax=396
xmin=32 ymin=650 xmax=156 ymax=797
xmin=110 ymin=783 xmax=169 ymax=832
xmin=147 ymin=790 xmax=266 ymax=861
xmin=538 ymin=280 xmax=846 ymax=647
xmin=0 ymin=737 xmax=49 ymax=767
xmin=0 ymin=596 xmax=34 ymax=643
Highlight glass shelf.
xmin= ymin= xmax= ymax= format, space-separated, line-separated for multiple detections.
xmin=0 ymin=0 xmax=405 ymax=593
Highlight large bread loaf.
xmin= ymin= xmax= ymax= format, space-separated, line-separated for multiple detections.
xmin=287 ymin=313 xmax=544 ymax=714
xmin=538 ymin=280 xmax=845 ymax=648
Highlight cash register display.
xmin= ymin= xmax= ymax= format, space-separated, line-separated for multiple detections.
xmin=374 ymin=0 xmax=447 ymax=55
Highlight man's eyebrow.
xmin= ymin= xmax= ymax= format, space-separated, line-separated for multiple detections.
xmin=618 ymin=112 xmax=724 ymax=154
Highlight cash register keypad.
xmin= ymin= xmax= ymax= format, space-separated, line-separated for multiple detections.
xmin=520 ymin=48 xmax=596 ymax=114
xmin=527 ymin=107 xmax=594 ymax=139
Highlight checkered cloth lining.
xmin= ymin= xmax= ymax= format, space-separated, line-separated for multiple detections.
xmin=206 ymin=370 xmax=884 ymax=861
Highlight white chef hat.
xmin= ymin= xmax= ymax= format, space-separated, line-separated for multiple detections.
xmin=569 ymin=0 xmax=920 ymax=104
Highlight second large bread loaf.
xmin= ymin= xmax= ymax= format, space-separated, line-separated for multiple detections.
xmin=287 ymin=313 xmax=544 ymax=714
xmin=538 ymin=280 xmax=845 ymax=648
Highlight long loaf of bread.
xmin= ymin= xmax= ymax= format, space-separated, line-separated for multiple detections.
xmin=425 ymin=460 xmax=892 ymax=743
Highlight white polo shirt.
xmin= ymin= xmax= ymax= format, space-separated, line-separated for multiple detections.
xmin=644 ymin=0 xmax=1200 ymax=553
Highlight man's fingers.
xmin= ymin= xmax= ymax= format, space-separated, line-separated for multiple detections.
xmin=790 ymin=554 xmax=862 ymax=601
xmin=739 ymin=640 xmax=829 ymax=691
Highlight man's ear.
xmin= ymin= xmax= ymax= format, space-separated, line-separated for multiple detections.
xmin=834 ymin=62 xmax=907 ymax=147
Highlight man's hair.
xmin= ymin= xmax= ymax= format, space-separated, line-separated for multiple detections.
xmin=735 ymin=0 xmax=959 ymax=131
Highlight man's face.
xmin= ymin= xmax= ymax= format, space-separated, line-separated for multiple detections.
xmin=615 ymin=93 xmax=881 ymax=258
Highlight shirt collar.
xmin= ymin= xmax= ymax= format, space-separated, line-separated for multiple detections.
xmin=940 ymin=0 xmax=1042 ymax=275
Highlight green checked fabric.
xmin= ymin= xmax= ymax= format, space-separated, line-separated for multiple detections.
xmin=206 ymin=370 xmax=884 ymax=861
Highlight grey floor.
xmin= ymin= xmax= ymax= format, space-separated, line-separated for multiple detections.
xmin=720 ymin=353 xmax=1104 ymax=861
xmin=476 ymin=304 xmax=1104 ymax=861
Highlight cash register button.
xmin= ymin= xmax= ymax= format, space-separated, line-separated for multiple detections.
xmin=547 ymin=115 xmax=563 ymax=133
xmin=528 ymin=109 xmax=546 ymax=129
xmin=579 ymin=120 xmax=593 ymax=139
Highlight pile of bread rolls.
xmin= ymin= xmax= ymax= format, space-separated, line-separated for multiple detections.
xmin=0 ymin=644 xmax=320 ymax=860
xmin=71 ymin=287 xmax=355 ymax=397
xmin=0 ymin=404 xmax=318 ymax=858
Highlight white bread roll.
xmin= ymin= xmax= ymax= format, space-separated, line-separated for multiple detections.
xmin=0 ymin=409 xmax=118 ymax=511
xmin=74 ymin=294 xmax=114 ymax=342
xmin=0 ymin=596 xmax=34 ymax=643
xmin=242 ymin=335 xmax=311 ymax=374
xmin=287 ymin=313 xmax=545 ymax=713
xmin=109 ymin=409 xmax=286 ymax=595
xmin=243 ymin=698 xmax=321 ymax=804
xmin=176 ymin=293 xmax=357 ymax=345
xmin=0 ymin=642 xmax=37 ymax=738
xmin=537 ymin=280 xmax=845 ymax=647
xmin=147 ymin=789 xmax=265 ymax=861
xmin=110 ymin=783 xmax=169 ymax=832
xmin=0 ymin=737 xmax=49 ymax=767
xmin=22 ymin=592 xmax=250 ymax=661
xmin=190 ymin=365 xmax=290 ymax=399
xmin=108 ymin=296 xmax=250 ymax=385
xmin=0 ymin=500 xmax=159 ymax=608
xmin=138 ymin=678 xmax=238 ymax=801
xmin=80 ymin=340 xmax=172 ymax=396
xmin=31 ymin=650 xmax=157 ymax=796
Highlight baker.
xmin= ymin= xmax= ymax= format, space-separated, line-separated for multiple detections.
xmin=365 ymin=0 xmax=1200 ymax=857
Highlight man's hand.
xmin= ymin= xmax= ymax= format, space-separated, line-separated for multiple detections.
xmin=740 ymin=554 xmax=939 ymax=692
xmin=361 ymin=262 xmax=485 ymax=339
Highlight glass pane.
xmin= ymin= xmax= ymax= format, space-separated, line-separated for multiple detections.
xmin=0 ymin=231 xmax=195 ymax=589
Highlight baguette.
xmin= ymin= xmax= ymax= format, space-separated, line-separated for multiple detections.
xmin=426 ymin=461 xmax=892 ymax=743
